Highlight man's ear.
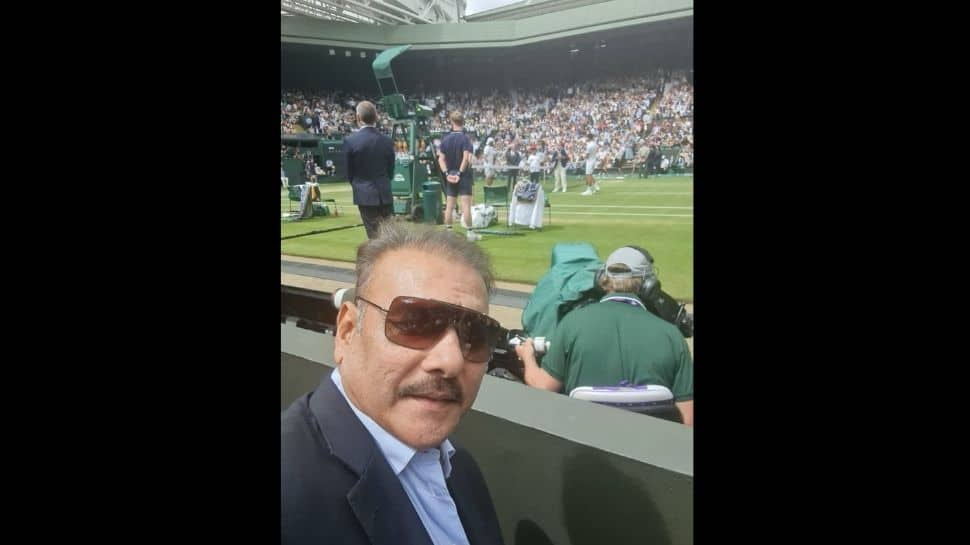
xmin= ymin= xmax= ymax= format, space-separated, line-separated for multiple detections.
xmin=332 ymin=301 xmax=359 ymax=365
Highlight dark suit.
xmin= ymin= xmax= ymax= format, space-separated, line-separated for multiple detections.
xmin=504 ymin=149 xmax=521 ymax=194
xmin=282 ymin=372 xmax=505 ymax=545
xmin=343 ymin=126 xmax=395 ymax=238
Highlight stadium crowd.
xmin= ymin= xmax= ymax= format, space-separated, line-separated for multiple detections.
xmin=281 ymin=70 xmax=693 ymax=174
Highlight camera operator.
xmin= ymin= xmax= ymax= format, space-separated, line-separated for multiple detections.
xmin=514 ymin=246 xmax=694 ymax=425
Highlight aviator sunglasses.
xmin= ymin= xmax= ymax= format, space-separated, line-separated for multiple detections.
xmin=355 ymin=295 xmax=503 ymax=363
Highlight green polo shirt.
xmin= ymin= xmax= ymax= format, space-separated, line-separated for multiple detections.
xmin=541 ymin=292 xmax=693 ymax=400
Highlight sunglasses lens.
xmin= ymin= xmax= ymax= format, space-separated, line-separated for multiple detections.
xmin=456 ymin=312 xmax=500 ymax=362
xmin=385 ymin=297 xmax=449 ymax=349
xmin=384 ymin=297 xmax=501 ymax=362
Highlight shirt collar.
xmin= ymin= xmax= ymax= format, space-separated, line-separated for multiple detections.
xmin=331 ymin=367 xmax=456 ymax=477
xmin=600 ymin=292 xmax=647 ymax=310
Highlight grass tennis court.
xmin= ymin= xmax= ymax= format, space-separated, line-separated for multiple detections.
xmin=281 ymin=174 xmax=693 ymax=302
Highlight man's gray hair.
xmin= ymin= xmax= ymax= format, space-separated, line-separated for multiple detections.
xmin=597 ymin=265 xmax=644 ymax=294
xmin=355 ymin=220 xmax=496 ymax=298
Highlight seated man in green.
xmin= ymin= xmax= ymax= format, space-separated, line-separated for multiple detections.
xmin=514 ymin=246 xmax=694 ymax=425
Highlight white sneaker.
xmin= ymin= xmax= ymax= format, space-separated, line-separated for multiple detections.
xmin=580 ymin=189 xmax=593 ymax=196
xmin=467 ymin=231 xmax=482 ymax=241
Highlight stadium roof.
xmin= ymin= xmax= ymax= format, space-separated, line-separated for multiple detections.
xmin=279 ymin=0 xmax=607 ymax=25
xmin=465 ymin=0 xmax=611 ymax=21
xmin=280 ymin=0 xmax=465 ymax=24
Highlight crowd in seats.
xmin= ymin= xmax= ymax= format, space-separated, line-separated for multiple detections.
xmin=281 ymin=90 xmax=360 ymax=136
xmin=281 ymin=69 xmax=693 ymax=173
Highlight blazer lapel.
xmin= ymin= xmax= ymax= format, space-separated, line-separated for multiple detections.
xmin=310 ymin=373 xmax=434 ymax=545
xmin=347 ymin=461 xmax=433 ymax=545
xmin=448 ymin=462 xmax=493 ymax=545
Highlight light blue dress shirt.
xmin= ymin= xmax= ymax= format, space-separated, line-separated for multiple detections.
xmin=331 ymin=368 xmax=471 ymax=545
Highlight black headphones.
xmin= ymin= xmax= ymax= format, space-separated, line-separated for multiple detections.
xmin=595 ymin=245 xmax=660 ymax=301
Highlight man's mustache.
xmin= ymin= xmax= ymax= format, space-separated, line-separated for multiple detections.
xmin=398 ymin=376 xmax=463 ymax=403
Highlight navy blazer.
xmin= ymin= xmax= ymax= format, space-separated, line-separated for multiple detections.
xmin=281 ymin=371 xmax=505 ymax=545
xmin=343 ymin=126 xmax=395 ymax=206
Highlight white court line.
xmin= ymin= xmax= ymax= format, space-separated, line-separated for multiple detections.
xmin=608 ymin=192 xmax=693 ymax=195
xmin=553 ymin=204 xmax=693 ymax=209
xmin=305 ymin=188 xmax=692 ymax=195
xmin=294 ymin=204 xmax=694 ymax=217
xmin=285 ymin=204 xmax=692 ymax=220
xmin=591 ymin=176 xmax=693 ymax=181
xmin=554 ymin=211 xmax=693 ymax=217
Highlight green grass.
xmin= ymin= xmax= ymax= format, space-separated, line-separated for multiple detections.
xmin=281 ymin=174 xmax=693 ymax=301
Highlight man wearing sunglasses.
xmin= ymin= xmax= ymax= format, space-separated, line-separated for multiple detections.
xmin=282 ymin=221 xmax=505 ymax=545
